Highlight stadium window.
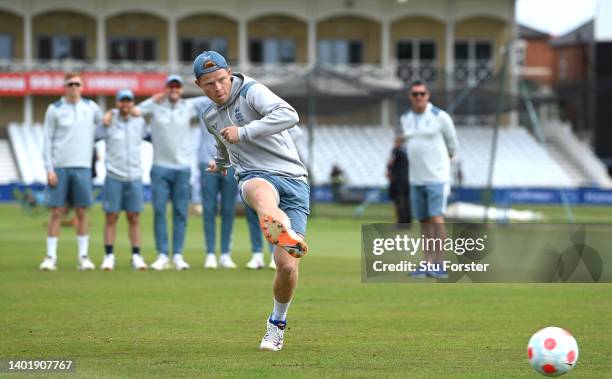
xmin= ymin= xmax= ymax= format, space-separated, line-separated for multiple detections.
xmin=249 ymin=40 xmax=263 ymax=63
xmin=249 ymin=38 xmax=296 ymax=63
xmin=454 ymin=41 xmax=469 ymax=61
xmin=475 ymin=41 xmax=492 ymax=61
xmin=0 ymin=34 xmax=12 ymax=59
xmin=348 ymin=41 xmax=363 ymax=64
xmin=109 ymin=38 xmax=157 ymax=61
xmin=397 ymin=40 xmax=436 ymax=62
xmin=396 ymin=40 xmax=413 ymax=61
xmin=180 ymin=37 xmax=228 ymax=62
xmin=419 ymin=41 xmax=436 ymax=61
xmin=455 ymin=40 xmax=492 ymax=62
xmin=37 ymin=35 xmax=86 ymax=60
xmin=318 ymin=39 xmax=363 ymax=65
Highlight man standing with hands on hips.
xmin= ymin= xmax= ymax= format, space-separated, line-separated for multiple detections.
xmin=193 ymin=51 xmax=310 ymax=351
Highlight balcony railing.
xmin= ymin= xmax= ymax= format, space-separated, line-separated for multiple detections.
xmin=453 ymin=59 xmax=495 ymax=86
xmin=396 ymin=59 xmax=439 ymax=86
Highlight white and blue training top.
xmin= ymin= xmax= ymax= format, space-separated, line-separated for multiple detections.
xmin=400 ymin=102 xmax=458 ymax=185
xmin=42 ymin=96 xmax=103 ymax=172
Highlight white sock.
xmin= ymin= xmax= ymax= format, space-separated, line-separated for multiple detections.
xmin=77 ymin=235 xmax=89 ymax=258
xmin=271 ymin=298 xmax=291 ymax=321
xmin=46 ymin=237 xmax=58 ymax=260
xmin=252 ymin=252 xmax=264 ymax=261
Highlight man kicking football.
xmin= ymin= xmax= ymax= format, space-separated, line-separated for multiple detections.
xmin=193 ymin=51 xmax=309 ymax=351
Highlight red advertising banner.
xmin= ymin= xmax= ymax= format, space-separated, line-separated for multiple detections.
xmin=0 ymin=72 xmax=167 ymax=96
xmin=0 ymin=73 xmax=27 ymax=96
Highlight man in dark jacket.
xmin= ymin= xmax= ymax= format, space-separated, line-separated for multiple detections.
xmin=387 ymin=136 xmax=411 ymax=227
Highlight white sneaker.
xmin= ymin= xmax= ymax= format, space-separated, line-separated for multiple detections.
xmin=150 ymin=254 xmax=171 ymax=271
xmin=100 ymin=255 xmax=115 ymax=271
xmin=259 ymin=317 xmax=286 ymax=351
xmin=131 ymin=254 xmax=148 ymax=271
xmin=204 ymin=254 xmax=218 ymax=269
xmin=246 ymin=253 xmax=265 ymax=269
xmin=39 ymin=256 xmax=57 ymax=271
xmin=173 ymin=254 xmax=190 ymax=270
xmin=219 ymin=254 xmax=237 ymax=269
xmin=78 ymin=256 xmax=96 ymax=271
xmin=268 ymin=256 xmax=277 ymax=270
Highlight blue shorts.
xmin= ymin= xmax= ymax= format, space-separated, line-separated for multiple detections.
xmin=45 ymin=167 xmax=93 ymax=208
xmin=102 ymin=176 xmax=144 ymax=213
xmin=237 ymin=171 xmax=310 ymax=236
xmin=410 ymin=183 xmax=447 ymax=221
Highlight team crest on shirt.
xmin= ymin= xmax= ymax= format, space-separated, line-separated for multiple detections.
xmin=234 ymin=107 xmax=245 ymax=124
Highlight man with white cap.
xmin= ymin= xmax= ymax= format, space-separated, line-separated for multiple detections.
xmin=98 ymin=89 xmax=148 ymax=271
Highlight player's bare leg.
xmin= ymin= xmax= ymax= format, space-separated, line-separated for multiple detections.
xmin=75 ymin=207 xmax=88 ymax=236
xmin=126 ymin=212 xmax=141 ymax=248
xmin=273 ymin=245 xmax=300 ymax=302
xmin=428 ymin=215 xmax=449 ymax=278
xmin=47 ymin=207 xmax=63 ymax=238
xmin=242 ymin=178 xmax=308 ymax=257
xmin=242 ymin=178 xmax=305 ymax=351
xmin=431 ymin=215 xmax=447 ymax=262
xmin=104 ymin=213 xmax=119 ymax=246
xmin=420 ymin=219 xmax=434 ymax=263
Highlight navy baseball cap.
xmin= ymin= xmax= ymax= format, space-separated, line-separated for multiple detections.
xmin=116 ymin=89 xmax=134 ymax=101
xmin=165 ymin=74 xmax=183 ymax=86
xmin=193 ymin=51 xmax=229 ymax=79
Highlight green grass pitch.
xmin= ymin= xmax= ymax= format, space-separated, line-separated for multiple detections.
xmin=1 ymin=203 xmax=611 ymax=378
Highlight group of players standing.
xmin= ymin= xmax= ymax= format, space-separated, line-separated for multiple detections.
xmin=39 ymin=50 xmax=310 ymax=351
xmin=39 ymin=70 xmax=282 ymax=273
xmin=37 ymin=49 xmax=458 ymax=350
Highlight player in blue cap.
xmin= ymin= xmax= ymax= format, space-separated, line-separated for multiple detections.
xmin=193 ymin=51 xmax=309 ymax=351
xmin=98 ymin=89 xmax=148 ymax=271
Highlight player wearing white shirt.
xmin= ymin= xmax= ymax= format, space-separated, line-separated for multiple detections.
xmin=39 ymin=72 xmax=102 ymax=272
xmin=400 ymin=80 xmax=458 ymax=279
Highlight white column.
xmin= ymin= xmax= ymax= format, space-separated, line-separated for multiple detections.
xmin=24 ymin=96 xmax=33 ymax=125
xmin=168 ymin=16 xmax=178 ymax=72
xmin=96 ymin=15 xmax=106 ymax=70
xmin=445 ymin=0 xmax=455 ymax=92
xmin=508 ymin=1 xmax=519 ymax=127
xmin=23 ymin=9 xmax=33 ymax=125
xmin=381 ymin=99 xmax=391 ymax=128
xmin=24 ymin=12 xmax=32 ymax=69
xmin=238 ymin=18 xmax=248 ymax=71
xmin=381 ymin=18 xmax=391 ymax=68
xmin=307 ymin=19 xmax=317 ymax=67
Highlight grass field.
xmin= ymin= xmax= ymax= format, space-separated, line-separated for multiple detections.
xmin=1 ymin=202 xmax=611 ymax=378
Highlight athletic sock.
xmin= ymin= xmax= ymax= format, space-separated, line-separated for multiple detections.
xmin=46 ymin=237 xmax=58 ymax=260
xmin=132 ymin=246 xmax=140 ymax=256
xmin=105 ymin=244 xmax=114 ymax=256
xmin=252 ymin=252 xmax=264 ymax=261
xmin=271 ymin=298 xmax=291 ymax=321
xmin=77 ymin=235 xmax=89 ymax=258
